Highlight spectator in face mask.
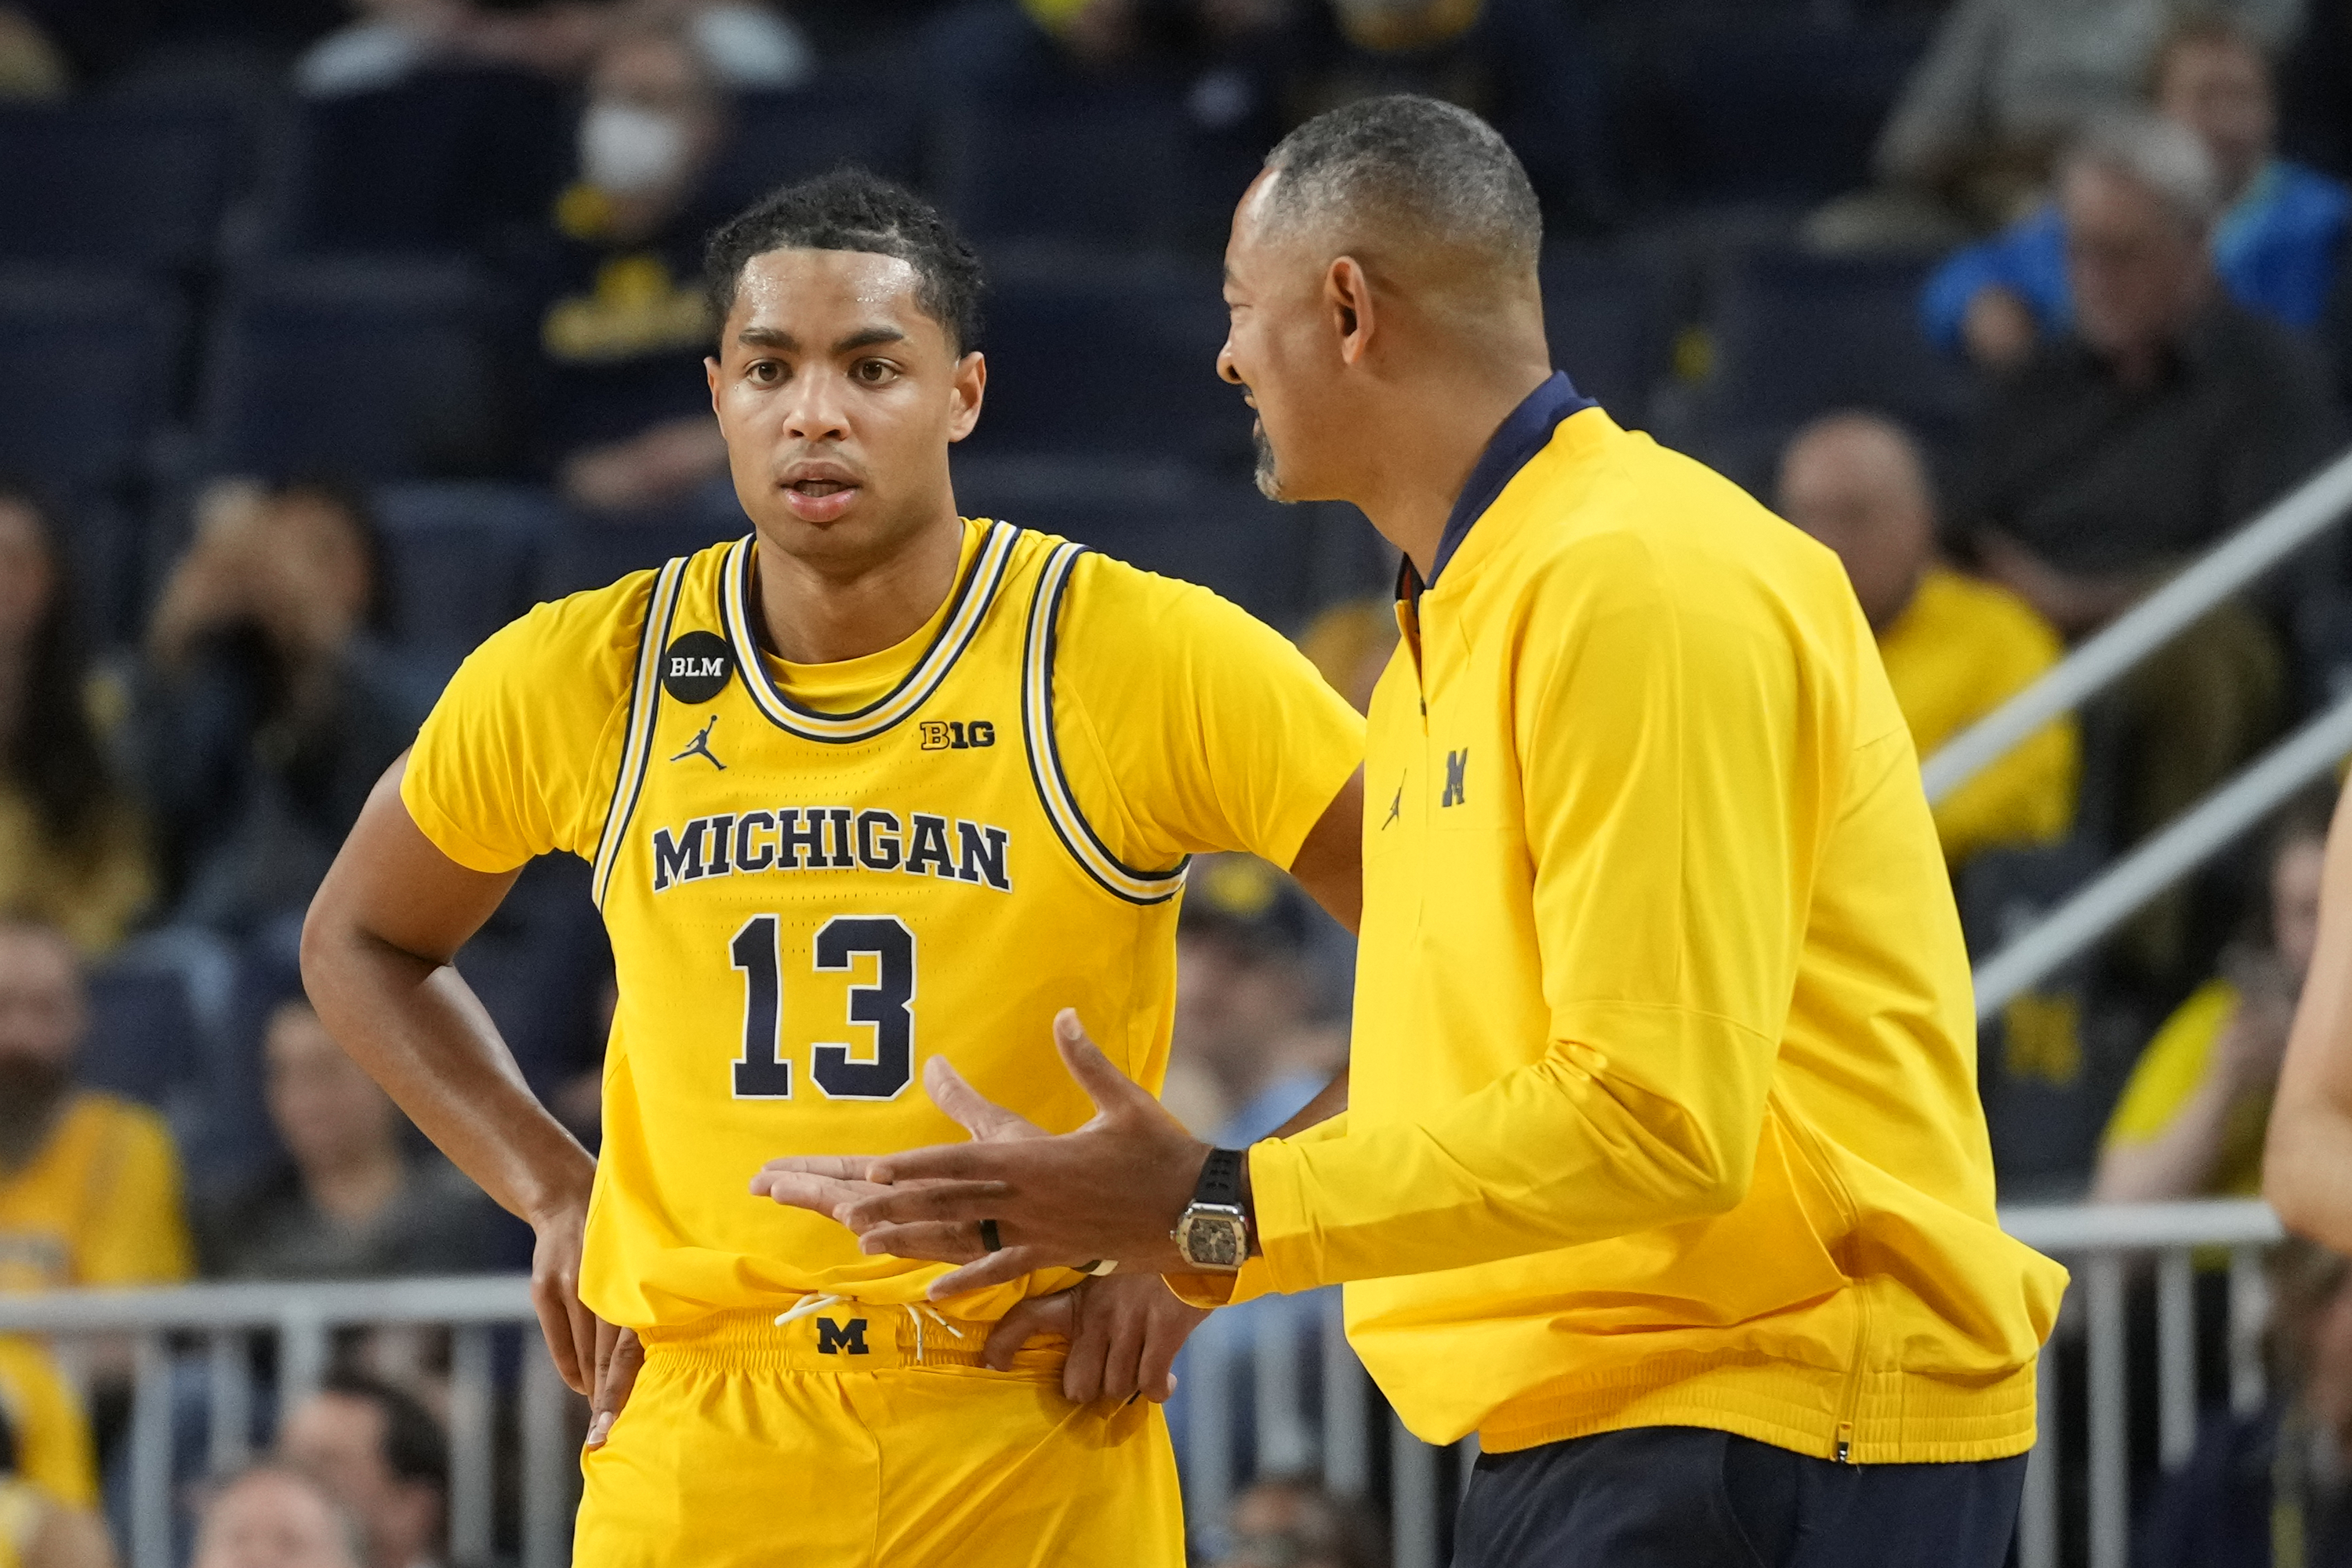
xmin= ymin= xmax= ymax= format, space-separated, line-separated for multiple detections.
xmin=513 ymin=19 xmax=735 ymax=514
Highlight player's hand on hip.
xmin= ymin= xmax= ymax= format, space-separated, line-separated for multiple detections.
xmin=775 ymin=1009 xmax=1209 ymax=1298
xmin=526 ymin=1197 xmax=605 ymax=1399
xmin=586 ymin=1325 xmax=644 ymax=1449
xmin=982 ymin=1272 xmax=1210 ymax=1405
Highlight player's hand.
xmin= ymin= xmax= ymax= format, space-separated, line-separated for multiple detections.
xmin=761 ymin=1010 xmax=1209 ymax=1298
xmin=982 ymin=1272 xmax=1208 ymax=1405
xmin=527 ymin=1196 xmax=607 ymax=1399
xmin=586 ymin=1325 xmax=644 ymax=1449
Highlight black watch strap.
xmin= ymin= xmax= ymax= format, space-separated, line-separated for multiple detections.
xmin=1193 ymin=1147 xmax=1245 ymax=1208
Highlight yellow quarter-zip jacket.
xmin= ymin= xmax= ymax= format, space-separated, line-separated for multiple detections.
xmin=1218 ymin=380 xmax=2067 ymax=1463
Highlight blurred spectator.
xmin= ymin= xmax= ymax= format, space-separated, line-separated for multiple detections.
xmin=191 ymin=1467 xmax=362 ymax=1568
xmin=0 ymin=920 xmax=194 ymax=1294
xmin=278 ymin=1372 xmax=448 ymax=1568
xmin=1174 ymin=856 xmax=1342 ymax=1145
xmin=131 ymin=481 xmax=427 ymax=934
xmin=199 ymin=999 xmax=488 ymax=1281
xmin=515 ymin=19 xmax=731 ymax=512
xmin=2134 ymin=1237 xmax=2352 ymax=1566
xmin=0 ymin=1338 xmax=98 ymax=1519
xmin=2093 ymin=799 xmax=2329 ymax=1204
xmin=0 ymin=491 xmax=154 ymax=956
xmin=1212 ymin=1475 xmax=1384 ymax=1568
xmin=296 ymin=0 xmax=804 ymax=97
xmin=0 ymin=1397 xmax=112 ymax=1568
xmin=1867 ymin=0 xmax=2301 ymax=241
xmin=0 ymin=5 xmax=67 ymax=98
xmin=1954 ymin=115 xmax=2335 ymax=970
xmin=1778 ymin=412 xmax=2078 ymax=866
xmin=1924 ymin=16 xmax=2351 ymax=372
xmin=1294 ymin=594 xmax=1396 ymax=715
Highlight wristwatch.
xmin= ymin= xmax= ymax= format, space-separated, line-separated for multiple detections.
xmin=1172 ymin=1148 xmax=1250 ymax=1271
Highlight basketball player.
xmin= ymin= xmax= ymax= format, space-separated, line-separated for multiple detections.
xmin=761 ymin=100 xmax=2071 ymax=1567
xmin=299 ymin=170 xmax=1364 ymax=1566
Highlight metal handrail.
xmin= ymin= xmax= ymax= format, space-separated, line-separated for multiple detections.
xmin=0 ymin=1274 xmax=531 ymax=1333
xmin=1922 ymin=445 xmax=2352 ymax=804
xmin=1971 ymin=688 xmax=2352 ymax=1016
xmin=1999 ymin=1197 xmax=2283 ymax=1252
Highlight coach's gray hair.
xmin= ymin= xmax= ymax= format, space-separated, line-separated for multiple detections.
xmin=1260 ymin=95 xmax=1542 ymax=274
xmin=2063 ymin=113 xmax=2224 ymax=233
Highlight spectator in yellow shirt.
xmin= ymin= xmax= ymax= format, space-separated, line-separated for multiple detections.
xmin=0 ymin=921 xmax=194 ymax=1295
xmin=0 ymin=1338 xmax=95 ymax=1515
xmin=2096 ymin=799 xmax=2332 ymax=1203
xmin=1779 ymin=412 xmax=2078 ymax=867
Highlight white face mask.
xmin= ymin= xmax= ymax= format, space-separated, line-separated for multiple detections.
xmin=579 ymin=101 xmax=693 ymax=198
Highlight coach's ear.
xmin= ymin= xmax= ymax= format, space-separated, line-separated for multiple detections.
xmin=1326 ymin=256 xmax=1377 ymax=367
xmin=947 ymin=350 xmax=986 ymax=442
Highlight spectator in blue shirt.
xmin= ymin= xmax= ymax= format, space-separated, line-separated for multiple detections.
xmin=1924 ymin=15 xmax=2350 ymax=372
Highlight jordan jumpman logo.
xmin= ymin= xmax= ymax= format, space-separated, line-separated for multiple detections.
xmin=671 ymin=715 xmax=727 ymax=770
xmin=1381 ymin=782 xmax=1403 ymax=829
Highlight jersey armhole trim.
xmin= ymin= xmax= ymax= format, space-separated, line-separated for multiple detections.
xmin=1020 ymin=541 xmax=1189 ymax=906
xmin=590 ymin=556 xmax=691 ymax=907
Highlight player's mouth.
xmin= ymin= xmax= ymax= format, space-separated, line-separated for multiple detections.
xmin=779 ymin=470 xmax=862 ymax=524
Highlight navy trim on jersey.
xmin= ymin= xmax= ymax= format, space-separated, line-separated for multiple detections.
xmin=1018 ymin=542 xmax=1189 ymax=906
xmin=593 ymin=555 xmax=691 ymax=908
xmin=722 ymin=522 xmax=1020 ymax=744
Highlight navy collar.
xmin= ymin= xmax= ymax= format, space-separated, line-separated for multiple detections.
xmin=1413 ymin=372 xmax=1595 ymax=594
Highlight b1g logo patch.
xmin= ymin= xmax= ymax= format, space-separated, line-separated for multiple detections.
xmin=662 ymin=631 xmax=733 ymax=702
xmin=920 ymin=720 xmax=996 ymax=751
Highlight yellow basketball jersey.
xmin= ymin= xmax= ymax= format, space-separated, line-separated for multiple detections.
xmin=403 ymin=518 xmax=1363 ymax=1332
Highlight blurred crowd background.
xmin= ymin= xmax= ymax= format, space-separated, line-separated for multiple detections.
xmin=10 ymin=0 xmax=2352 ymax=1563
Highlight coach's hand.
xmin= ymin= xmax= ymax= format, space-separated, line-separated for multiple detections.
xmin=755 ymin=1010 xmax=1209 ymax=1298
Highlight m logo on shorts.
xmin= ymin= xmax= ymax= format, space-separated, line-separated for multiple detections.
xmin=815 ymin=1317 xmax=870 ymax=1356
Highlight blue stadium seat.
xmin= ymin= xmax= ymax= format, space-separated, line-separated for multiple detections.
xmin=1541 ymin=247 xmax=1672 ymax=430
xmin=1639 ymin=20 xmax=1931 ymax=205
xmin=268 ymin=67 xmax=575 ymax=256
xmin=0 ymin=269 xmax=183 ymax=490
xmin=80 ymin=965 xmax=203 ymax=1110
xmin=373 ymin=483 xmax=562 ymax=670
xmin=964 ymin=252 xmax=1245 ymax=464
xmin=0 ymin=101 xmax=241 ymax=268
xmin=705 ymin=88 xmax=923 ymax=210
xmin=535 ymin=481 xmax=750 ymax=602
xmin=1687 ymin=245 xmax=1973 ymax=492
xmin=951 ymin=456 xmax=1323 ymax=626
xmin=935 ymin=89 xmax=1196 ymax=248
xmin=198 ymin=259 xmax=507 ymax=481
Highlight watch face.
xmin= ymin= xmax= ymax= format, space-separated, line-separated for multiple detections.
xmin=1181 ymin=1213 xmax=1246 ymax=1270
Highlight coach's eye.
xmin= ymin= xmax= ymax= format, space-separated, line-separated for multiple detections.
xmin=853 ymin=359 xmax=899 ymax=385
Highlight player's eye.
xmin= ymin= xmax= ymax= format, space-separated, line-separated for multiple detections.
xmin=853 ymin=359 xmax=899 ymax=385
xmin=747 ymin=359 xmax=783 ymax=385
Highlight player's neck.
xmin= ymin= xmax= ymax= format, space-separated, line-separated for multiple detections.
xmin=750 ymin=510 xmax=967 ymax=666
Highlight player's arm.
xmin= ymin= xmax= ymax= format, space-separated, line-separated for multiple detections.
xmin=2265 ymin=779 xmax=2352 ymax=1244
xmin=300 ymin=757 xmax=604 ymax=1393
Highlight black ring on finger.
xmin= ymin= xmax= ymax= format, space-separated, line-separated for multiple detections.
xmin=979 ymin=1218 xmax=1002 ymax=1253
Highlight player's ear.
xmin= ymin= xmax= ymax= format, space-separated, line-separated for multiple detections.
xmin=706 ymin=355 xmax=723 ymax=417
xmin=947 ymin=350 xmax=986 ymax=444
xmin=1327 ymin=257 xmax=1374 ymax=366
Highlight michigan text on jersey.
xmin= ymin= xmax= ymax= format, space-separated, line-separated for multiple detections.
xmin=648 ymin=808 xmax=1013 ymax=894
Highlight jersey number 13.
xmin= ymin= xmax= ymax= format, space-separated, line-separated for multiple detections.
xmin=729 ymin=914 xmax=914 ymax=1101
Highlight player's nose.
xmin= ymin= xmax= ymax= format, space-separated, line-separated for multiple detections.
xmin=779 ymin=380 xmax=851 ymax=442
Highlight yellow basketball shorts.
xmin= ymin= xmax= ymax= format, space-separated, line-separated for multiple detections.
xmin=575 ymin=1302 xmax=1186 ymax=1567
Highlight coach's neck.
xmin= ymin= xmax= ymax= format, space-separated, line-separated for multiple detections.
xmin=1330 ymin=279 xmax=1552 ymax=582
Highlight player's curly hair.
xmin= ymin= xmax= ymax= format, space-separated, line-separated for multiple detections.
xmin=703 ymin=168 xmax=986 ymax=354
